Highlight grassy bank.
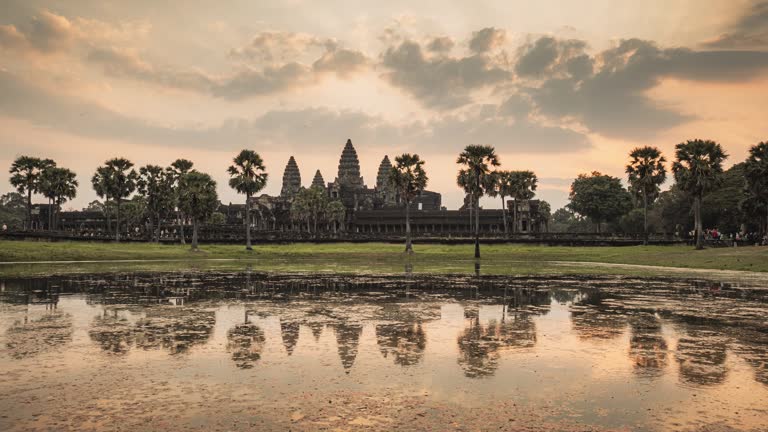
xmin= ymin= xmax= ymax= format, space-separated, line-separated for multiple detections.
xmin=0 ymin=240 xmax=766 ymax=277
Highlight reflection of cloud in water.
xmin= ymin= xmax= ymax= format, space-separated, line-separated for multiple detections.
xmin=332 ymin=323 xmax=363 ymax=372
xmin=628 ymin=314 xmax=668 ymax=378
xmin=375 ymin=322 xmax=426 ymax=367
xmin=675 ymin=328 xmax=729 ymax=387
xmin=5 ymin=311 xmax=73 ymax=359
xmin=227 ymin=324 xmax=266 ymax=369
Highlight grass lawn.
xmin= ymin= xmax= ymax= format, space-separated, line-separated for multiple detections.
xmin=0 ymin=240 xmax=766 ymax=277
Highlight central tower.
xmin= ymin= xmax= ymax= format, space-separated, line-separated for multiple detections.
xmin=336 ymin=138 xmax=364 ymax=189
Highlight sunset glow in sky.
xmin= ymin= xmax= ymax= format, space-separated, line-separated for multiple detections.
xmin=1 ymin=0 xmax=767 ymax=209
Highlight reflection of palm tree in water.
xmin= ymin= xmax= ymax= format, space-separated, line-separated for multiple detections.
xmin=333 ymin=322 xmax=363 ymax=373
xmin=227 ymin=323 xmax=266 ymax=369
xmin=89 ymin=308 xmax=135 ymax=355
xmin=628 ymin=314 xmax=668 ymax=378
xmin=280 ymin=320 xmax=300 ymax=355
xmin=133 ymin=307 xmax=216 ymax=355
xmin=457 ymin=312 xmax=537 ymax=378
xmin=375 ymin=322 xmax=426 ymax=366
xmin=5 ymin=310 xmax=73 ymax=359
xmin=675 ymin=327 xmax=728 ymax=387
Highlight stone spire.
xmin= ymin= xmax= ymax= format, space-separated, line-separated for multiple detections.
xmin=280 ymin=156 xmax=301 ymax=198
xmin=376 ymin=155 xmax=396 ymax=206
xmin=336 ymin=139 xmax=364 ymax=188
xmin=311 ymin=170 xmax=325 ymax=189
xmin=376 ymin=155 xmax=392 ymax=190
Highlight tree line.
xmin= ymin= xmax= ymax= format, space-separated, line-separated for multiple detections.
xmin=5 ymin=139 xmax=767 ymax=253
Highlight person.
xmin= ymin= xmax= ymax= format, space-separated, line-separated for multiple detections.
xmin=1 ymin=224 xmax=6 ymax=231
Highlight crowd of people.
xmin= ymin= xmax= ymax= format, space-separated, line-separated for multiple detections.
xmin=691 ymin=227 xmax=768 ymax=246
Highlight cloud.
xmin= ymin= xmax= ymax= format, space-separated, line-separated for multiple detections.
xmin=703 ymin=1 xmax=768 ymax=49
xmin=515 ymin=36 xmax=589 ymax=77
xmin=380 ymin=39 xmax=509 ymax=109
xmin=0 ymin=69 xmax=587 ymax=154
xmin=87 ymin=31 xmax=369 ymax=99
xmin=524 ymin=38 xmax=768 ymax=139
xmin=426 ymin=36 xmax=454 ymax=53
xmin=0 ymin=9 xmax=75 ymax=54
xmin=468 ymin=27 xmax=506 ymax=53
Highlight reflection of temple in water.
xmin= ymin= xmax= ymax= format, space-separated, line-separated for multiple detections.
xmin=308 ymin=322 xmax=324 ymax=341
xmin=280 ymin=320 xmax=300 ymax=356
xmin=89 ymin=309 xmax=135 ymax=355
xmin=227 ymin=324 xmax=266 ymax=369
xmin=5 ymin=311 xmax=73 ymax=359
xmin=375 ymin=322 xmax=426 ymax=367
xmin=675 ymin=327 xmax=729 ymax=387
xmin=628 ymin=314 xmax=668 ymax=378
xmin=333 ymin=322 xmax=363 ymax=372
xmin=569 ymin=292 xmax=627 ymax=341
xmin=132 ymin=307 xmax=216 ymax=355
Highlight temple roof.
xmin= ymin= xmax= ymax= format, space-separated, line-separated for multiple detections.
xmin=376 ymin=155 xmax=392 ymax=190
xmin=280 ymin=156 xmax=301 ymax=197
xmin=337 ymin=139 xmax=363 ymax=188
xmin=311 ymin=169 xmax=325 ymax=189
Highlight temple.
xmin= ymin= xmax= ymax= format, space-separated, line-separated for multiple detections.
xmin=24 ymin=138 xmax=548 ymax=240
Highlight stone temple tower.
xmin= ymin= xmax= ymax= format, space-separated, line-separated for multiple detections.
xmin=311 ymin=170 xmax=325 ymax=190
xmin=281 ymin=156 xmax=301 ymax=198
xmin=336 ymin=139 xmax=364 ymax=189
xmin=376 ymin=155 xmax=396 ymax=206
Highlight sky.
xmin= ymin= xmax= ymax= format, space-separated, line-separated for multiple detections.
xmin=1 ymin=0 xmax=767 ymax=210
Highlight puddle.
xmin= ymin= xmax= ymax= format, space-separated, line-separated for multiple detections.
xmin=1 ymin=270 xmax=767 ymax=431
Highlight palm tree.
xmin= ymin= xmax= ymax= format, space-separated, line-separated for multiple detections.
xmin=39 ymin=167 xmax=77 ymax=230
xmin=671 ymin=139 xmax=727 ymax=250
xmin=389 ymin=154 xmax=428 ymax=253
xmin=9 ymin=156 xmax=55 ymax=230
xmin=457 ymin=145 xmax=500 ymax=258
xmin=91 ymin=166 xmax=117 ymax=236
xmin=486 ymin=170 xmax=512 ymax=234
xmin=507 ymin=171 xmax=538 ymax=234
xmin=96 ymin=158 xmax=138 ymax=241
xmin=744 ymin=141 xmax=768 ymax=236
xmin=167 ymin=159 xmax=194 ymax=244
xmin=626 ymin=146 xmax=667 ymax=245
xmin=227 ymin=150 xmax=268 ymax=250
xmin=138 ymin=165 xmax=175 ymax=242
xmin=177 ymin=171 xmax=219 ymax=250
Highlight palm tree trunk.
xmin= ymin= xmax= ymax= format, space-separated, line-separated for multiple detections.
xmin=694 ymin=195 xmax=703 ymax=250
xmin=405 ymin=200 xmax=413 ymax=253
xmin=474 ymin=191 xmax=480 ymax=259
xmin=26 ymin=189 xmax=32 ymax=230
xmin=501 ymin=195 xmax=507 ymax=234
xmin=191 ymin=218 xmax=199 ymax=250
xmin=115 ymin=199 xmax=121 ymax=242
xmin=245 ymin=193 xmax=252 ymax=250
xmin=512 ymin=198 xmax=518 ymax=234
xmin=48 ymin=198 xmax=53 ymax=231
xmin=105 ymin=200 xmax=111 ymax=236
xmin=643 ymin=191 xmax=648 ymax=246
xmin=178 ymin=212 xmax=185 ymax=244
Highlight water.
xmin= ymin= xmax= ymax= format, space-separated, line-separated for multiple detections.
xmin=1 ymin=271 xmax=767 ymax=431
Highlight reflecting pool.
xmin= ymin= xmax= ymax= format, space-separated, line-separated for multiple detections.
xmin=1 ymin=271 xmax=767 ymax=431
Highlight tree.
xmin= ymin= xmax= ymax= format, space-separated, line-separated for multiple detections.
xmin=626 ymin=146 xmax=667 ymax=245
xmin=389 ymin=154 xmax=428 ymax=253
xmin=507 ymin=171 xmax=538 ymax=234
xmin=95 ymin=158 xmax=138 ymax=241
xmin=137 ymin=165 xmax=175 ymax=242
xmin=38 ymin=167 xmax=78 ymax=230
xmin=457 ymin=145 xmax=500 ymax=258
xmin=671 ymin=139 xmax=728 ymax=250
xmin=535 ymin=200 xmax=551 ymax=233
xmin=167 ymin=159 xmax=194 ymax=244
xmin=0 ymin=192 xmax=27 ymax=229
xmin=91 ymin=166 xmax=114 ymax=235
xmin=227 ymin=150 xmax=268 ymax=250
xmin=178 ymin=171 xmax=219 ymax=250
xmin=744 ymin=141 xmax=768 ymax=236
xmin=569 ymin=172 xmax=633 ymax=233
xmin=9 ymin=156 xmax=55 ymax=230
xmin=291 ymin=186 xmax=329 ymax=233
xmin=327 ymin=200 xmax=346 ymax=233
xmin=487 ymin=170 xmax=512 ymax=233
